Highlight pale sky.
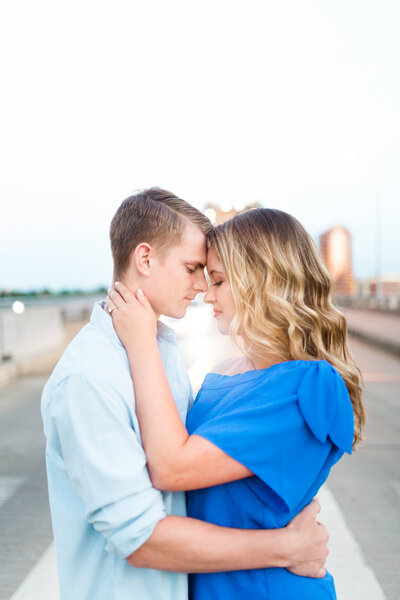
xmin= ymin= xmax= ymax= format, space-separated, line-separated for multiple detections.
xmin=1 ymin=0 xmax=399 ymax=290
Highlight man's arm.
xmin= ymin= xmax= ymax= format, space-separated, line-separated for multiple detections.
xmin=128 ymin=498 xmax=328 ymax=578
xmin=51 ymin=374 xmax=327 ymax=578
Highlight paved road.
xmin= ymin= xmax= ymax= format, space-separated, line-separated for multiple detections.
xmin=342 ymin=307 xmax=400 ymax=355
xmin=328 ymin=337 xmax=400 ymax=600
xmin=0 ymin=376 xmax=52 ymax=600
xmin=0 ymin=315 xmax=399 ymax=599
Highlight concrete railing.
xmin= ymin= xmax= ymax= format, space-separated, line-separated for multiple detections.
xmin=337 ymin=297 xmax=400 ymax=314
xmin=0 ymin=306 xmax=64 ymax=363
xmin=0 ymin=296 xmax=102 ymax=386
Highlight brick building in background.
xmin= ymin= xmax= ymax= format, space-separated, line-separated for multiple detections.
xmin=204 ymin=202 xmax=261 ymax=225
xmin=356 ymin=275 xmax=400 ymax=308
xmin=320 ymin=225 xmax=355 ymax=297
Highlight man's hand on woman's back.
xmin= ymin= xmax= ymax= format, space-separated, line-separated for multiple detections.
xmin=285 ymin=497 xmax=329 ymax=578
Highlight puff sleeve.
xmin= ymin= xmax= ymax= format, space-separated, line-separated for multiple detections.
xmin=188 ymin=360 xmax=354 ymax=513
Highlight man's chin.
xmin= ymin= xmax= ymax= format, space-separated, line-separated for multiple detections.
xmin=165 ymin=307 xmax=188 ymax=320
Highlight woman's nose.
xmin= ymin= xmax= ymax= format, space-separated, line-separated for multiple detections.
xmin=203 ymin=285 xmax=215 ymax=304
xmin=194 ymin=271 xmax=208 ymax=293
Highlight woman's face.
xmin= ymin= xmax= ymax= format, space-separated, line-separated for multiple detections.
xmin=204 ymin=246 xmax=236 ymax=335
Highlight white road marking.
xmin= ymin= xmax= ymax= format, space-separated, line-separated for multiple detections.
xmin=0 ymin=476 xmax=24 ymax=509
xmin=390 ymin=479 xmax=400 ymax=498
xmin=9 ymin=486 xmax=387 ymax=600
xmin=9 ymin=544 xmax=59 ymax=600
xmin=318 ymin=486 xmax=387 ymax=600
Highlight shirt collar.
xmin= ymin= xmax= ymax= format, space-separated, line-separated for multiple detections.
xmin=90 ymin=301 xmax=176 ymax=347
xmin=157 ymin=319 xmax=176 ymax=342
xmin=91 ymin=301 xmax=123 ymax=347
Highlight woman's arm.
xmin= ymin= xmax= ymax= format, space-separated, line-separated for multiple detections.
xmin=107 ymin=283 xmax=252 ymax=491
xmin=127 ymin=334 xmax=251 ymax=491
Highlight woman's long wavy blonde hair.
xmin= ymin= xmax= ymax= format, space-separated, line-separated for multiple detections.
xmin=208 ymin=208 xmax=365 ymax=448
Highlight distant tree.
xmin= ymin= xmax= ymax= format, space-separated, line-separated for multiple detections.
xmin=95 ymin=286 xmax=108 ymax=294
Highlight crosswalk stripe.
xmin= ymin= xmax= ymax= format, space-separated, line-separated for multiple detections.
xmin=390 ymin=479 xmax=400 ymax=498
xmin=9 ymin=544 xmax=59 ymax=600
xmin=0 ymin=476 xmax=24 ymax=509
xmin=8 ymin=486 xmax=387 ymax=600
xmin=319 ymin=486 xmax=387 ymax=600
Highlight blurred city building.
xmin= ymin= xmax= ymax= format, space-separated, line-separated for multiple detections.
xmin=320 ymin=226 xmax=355 ymax=297
xmin=204 ymin=201 xmax=262 ymax=225
xmin=355 ymin=275 xmax=400 ymax=309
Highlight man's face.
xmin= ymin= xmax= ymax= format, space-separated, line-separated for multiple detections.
xmin=145 ymin=222 xmax=208 ymax=318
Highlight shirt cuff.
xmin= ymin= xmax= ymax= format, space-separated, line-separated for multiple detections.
xmin=105 ymin=502 xmax=167 ymax=558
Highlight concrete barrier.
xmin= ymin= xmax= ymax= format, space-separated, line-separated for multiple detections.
xmin=0 ymin=306 xmax=64 ymax=363
xmin=0 ymin=297 xmax=101 ymax=388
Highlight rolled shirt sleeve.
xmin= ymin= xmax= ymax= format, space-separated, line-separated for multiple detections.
xmin=47 ymin=373 xmax=166 ymax=558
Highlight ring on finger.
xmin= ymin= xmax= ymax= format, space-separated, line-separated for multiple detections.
xmin=108 ymin=306 xmax=118 ymax=314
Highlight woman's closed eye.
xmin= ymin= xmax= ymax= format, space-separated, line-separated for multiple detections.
xmin=212 ymin=281 xmax=223 ymax=287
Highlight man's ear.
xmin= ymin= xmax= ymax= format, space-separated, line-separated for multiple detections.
xmin=132 ymin=243 xmax=154 ymax=277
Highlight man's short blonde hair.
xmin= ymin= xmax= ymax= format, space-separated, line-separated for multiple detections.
xmin=110 ymin=187 xmax=212 ymax=278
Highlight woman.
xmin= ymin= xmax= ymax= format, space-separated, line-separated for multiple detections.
xmin=106 ymin=208 xmax=365 ymax=599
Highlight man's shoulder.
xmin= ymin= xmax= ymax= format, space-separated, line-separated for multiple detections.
xmin=43 ymin=321 xmax=129 ymax=395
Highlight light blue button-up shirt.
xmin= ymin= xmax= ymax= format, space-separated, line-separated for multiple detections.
xmin=41 ymin=302 xmax=193 ymax=600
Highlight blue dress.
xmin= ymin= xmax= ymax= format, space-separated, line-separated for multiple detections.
xmin=186 ymin=360 xmax=354 ymax=600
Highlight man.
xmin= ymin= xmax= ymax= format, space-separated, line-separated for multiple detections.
xmin=41 ymin=188 xmax=328 ymax=600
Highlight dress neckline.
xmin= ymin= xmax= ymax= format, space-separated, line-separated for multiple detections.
xmin=202 ymin=359 xmax=322 ymax=389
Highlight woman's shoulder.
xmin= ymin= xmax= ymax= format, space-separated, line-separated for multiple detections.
xmin=212 ymin=358 xmax=341 ymax=377
xmin=256 ymin=358 xmax=345 ymax=384
xmin=203 ymin=358 xmax=320 ymax=389
xmin=193 ymin=358 xmax=354 ymax=460
xmin=294 ymin=359 xmax=354 ymax=452
xmin=201 ymin=358 xmax=354 ymax=454
xmin=202 ymin=359 xmax=349 ymax=402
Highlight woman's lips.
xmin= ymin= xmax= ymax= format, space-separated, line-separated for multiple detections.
xmin=213 ymin=310 xmax=222 ymax=318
